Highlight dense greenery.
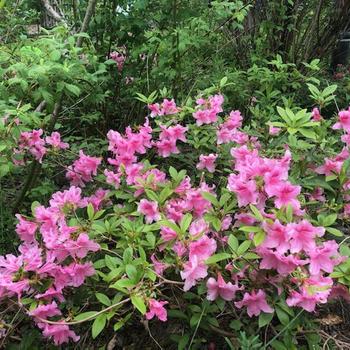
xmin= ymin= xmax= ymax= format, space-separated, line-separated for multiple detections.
xmin=1 ymin=1 xmax=350 ymax=349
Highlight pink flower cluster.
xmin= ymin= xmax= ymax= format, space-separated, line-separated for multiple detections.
xmin=153 ymin=124 xmax=187 ymax=157
xmin=16 ymin=130 xmax=68 ymax=163
xmin=109 ymin=49 xmax=126 ymax=72
xmin=0 ymin=186 xmax=100 ymax=345
xmin=148 ymin=99 xmax=179 ymax=117
xmin=66 ymin=150 xmax=101 ymax=187
xmin=227 ymin=146 xmax=301 ymax=213
xmin=193 ymin=94 xmax=224 ymax=126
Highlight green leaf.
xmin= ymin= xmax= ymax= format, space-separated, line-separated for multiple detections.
xmin=50 ymin=50 xmax=61 ymax=61
xmin=74 ymin=311 xmax=98 ymax=321
xmin=326 ymin=227 xmax=343 ymax=237
xmin=258 ymin=312 xmax=274 ymax=328
xmin=180 ymin=213 xmax=192 ymax=232
xmin=92 ymin=314 xmax=107 ymax=339
xmin=228 ymin=234 xmax=239 ymax=252
xmin=298 ymin=128 xmax=316 ymax=139
xmin=96 ymin=293 xmax=111 ymax=306
xmin=131 ymin=295 xmax=146 ymax=315
xmin=253 ymin=230 xmax=266 ymax=246
xmin=321 ymin=213 xmax=338 ymax=227
xmin=125 ymin=264 xmax=138 ymax=282
xmin=205 ymin=253 xmax=231 ymax=265
xmin=65 ymin=83 xmax=81 ymax=97
xmin=145 ymin=189 xmax=158 ymax=202
xmin=237 ymin=240 xmax=251 ymax=256
xmin=275 ymin=305 xmax=290 ymax=325
xmin=249 ymin=204 xmax=264 ymax=221
xmin=239 ymin=226 xmax=262 ymax=232
xmin=220 ymin=76 xmax=228 ymax=87
xmin=111 ymin=278 xmax=135 ymax=291
xmin=201 ymin=191 xmax=219 ymax=207
xmin=87 ymin=203 xmax=94 ymax=220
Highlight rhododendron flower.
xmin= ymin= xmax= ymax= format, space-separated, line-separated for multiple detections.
xmin=206 ymin=273 xmax=240 ymax=301
xmin=153 ymin=138 xmax=179 ymax=157
xmin=82 ymin=188 xmax=109 ymax=211
xmin=18 ymin=129 xmax=47 ymax=162
xmin=286 ymin=277 xmax=332 ymax=312
xmin=49 ymin=186 xmax=82 ymax=212
xmin=42 ymin=323 xmax=80 ymax=346
xmin=315 ymin=158 xmax=343 ymax=176
xmin=269 ymin=182 xmax=301 ymax=210
xmin=45 ymin=132 xmax=69 ymax=149
xmin=30 ymin=301 xmax=62 ymax=320
xmin=138 ymin=199 xmax=161 ymax=223
xmin=269 ymin=125 xmax=281 ymax=135
xmin=173 ymin=242 xmax=187 ymax=257
xmin=333 ymin=108 xmax=350 ymax=132
xmin=104 ymin=169 xmax=121 ymax=188
xmin=308 ymin=187 xmax=326 ymax=202
xmin=288 ymin=220 xmax=325 ymax=253
xmin=15 ymin=214 xmax=37 ymax=243
xmin=308 ymin=240 xmax=342 ymax=275
xmin=150 ymin=254 xmax=169 ymax=275
xmin=311 ymin=107 xmax=322 ymax=122
xmin=180 ymin=256 xmax=208 ymax=291
xmin=160 ymin=226 xmax=177 ymax=241
xmin=221 ymin=215 xmax=232 ymax=231
xmin=66 ymin=150 xmax=101 ymax=187
xmin=64 ymin=233 xmax=100 ymax=259
xmin=235 ymin=290 xmax=273 ymax=317
xmin=64 ymin=262 xmax=95 ymax=287
xmin=189 ymin=235 xmax=217 ymax=260
xmin=257 ymin=247 xmax=308 ymax=275
xmin=227 ymin=174 xmax=258 ymax=207
xmin=196 ymin=154 xmax=218 ymax=173
xmin=261 ymin=220 xmax=290 ymax=253
xmin=146 ymin=299 xmax=168 ymax=322
xmin=148 ymin=99 xmax=179 ymax=117
xmin=189 ymin=218 xmax=209 ymax=236
xmin=110 ymin=50 xmax=126 ymax=72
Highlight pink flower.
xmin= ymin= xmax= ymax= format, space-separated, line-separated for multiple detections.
xmin=66 ymin=150 xmax=101 ymax=187
xmin=257 ymin=247 xmax=307 ymax=275
xmin=146 ymin=299 xmax=168 ymax=322
xmin=150 ymin=254 xmax=168 ymax=275
xmin=173 ymin=242 xmax=187 ymax=257
xmin=15 ymin=215 xmax=37 ymax=243
xmin=269 ymin=182 xmax=301 ymax=210
xmin=153 ymin=139 xmax=179 ymax=157
xmin=311 ymin=108 xmax=322 ymax=122
xmin=45 ymin=132 xmax=69 ymax=149
xmin=180 ymin=255 xmax=208 ymax=291
xmin=42 ymin=323 xmax=80 ymax=346
xmin=18 ymin=129 xmax=47 ymax=163
xmin=160 ymin=226 xmax=177 ymax=241
xmin=227 ymin=174 xmax=258 ymax=207
xmin=138 ymin=199 xmax=161 ymax=223
xmin=104 ymin=169 xmax=121 ymax=188
xmin=261 ymin=220 xmax=289 ymax=253
xmin=315 ymin=158 xmax=342 ymax=176
xmin=30 ymin=301 xmax=61 ymax=320
xmin=206 ymin=273 xmax=240 ymax=301
xmin=235 ymin=289 xmax=273 ymax=317
xmin=64 ymin=262 xmax=95 ymax=287
xmin=196 ymin=154 xmax=218 ymax=173
xmin=64 ymin=233 xmax=100 ymax=259
xmin=333 ymin=109 xmax=350 ymax=132
xmin=309 ymin=241 xmax=342 ymax=275
xmin=189 ymin=235 xmax=217 ymax=260
xmin=269 ymin=125 xmax=281 ymax=135
xmin=189 ymin=219 xmax=209 ymax=236
xmin=288 ymin=220 xmax=324 ymax=253
xmin=49 ymin=186 xmax=82 ymax=212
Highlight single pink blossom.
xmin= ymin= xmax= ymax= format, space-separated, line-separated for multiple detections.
xmin=235 ymin=289 xmax=273 ymax=317
xmin=180 ymin=256 xmax=208 ymax=291
xmin=146 ymin=299 xmax=168 ymax=322
xmin=138 ymin=199 xmax=161 ymax=223
xmin=196 ymin=154 xmax=218 ymax=173
xmin=206 ymin=273 xmax=240 ymax=301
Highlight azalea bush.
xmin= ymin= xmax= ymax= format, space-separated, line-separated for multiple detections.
xmin=1 ymin=81 xmax=350 ymax=349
